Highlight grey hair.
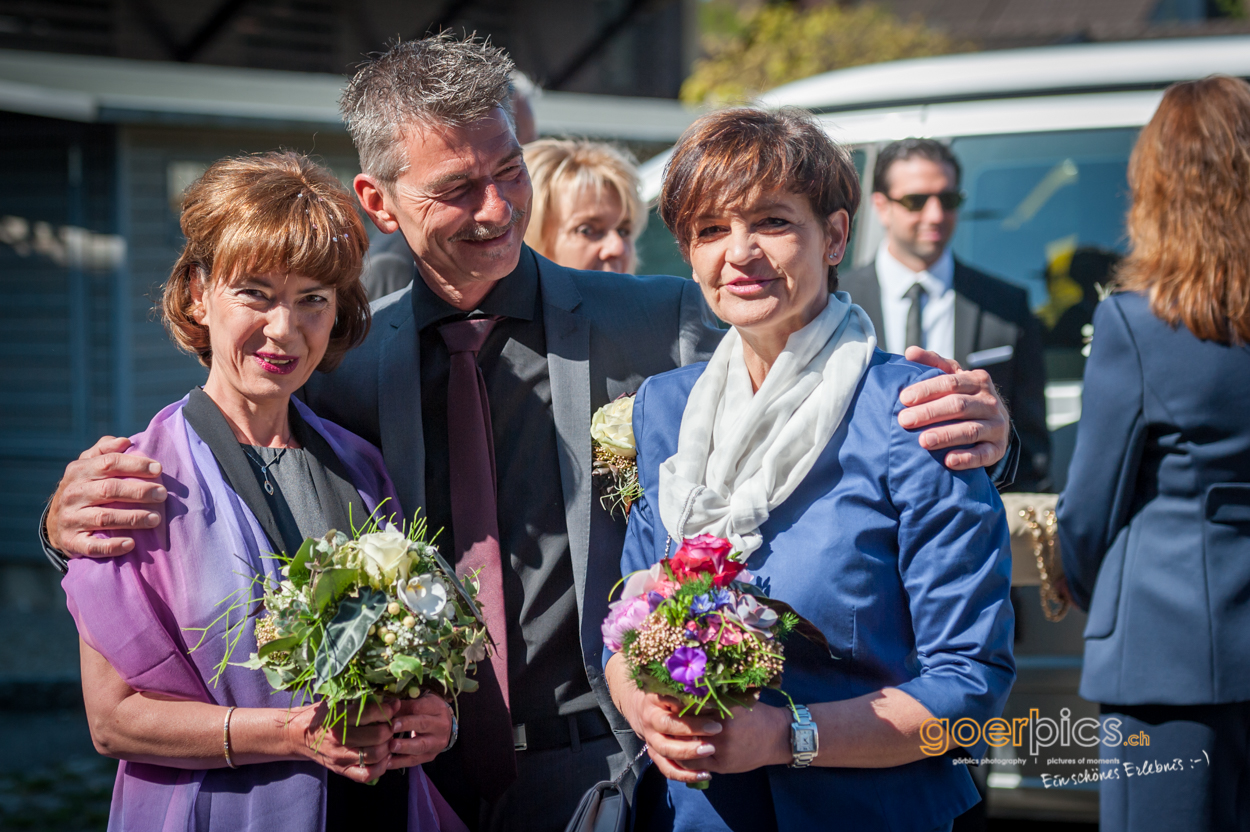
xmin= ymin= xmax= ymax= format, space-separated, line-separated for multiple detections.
xmin=340 ymin=33 xmax=516 ymax=186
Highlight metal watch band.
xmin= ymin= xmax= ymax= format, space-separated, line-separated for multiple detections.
xmin=789 ymin=704 xmax=818 ymax=768
xmin=442 ymin=701 xmax=459 ymax=752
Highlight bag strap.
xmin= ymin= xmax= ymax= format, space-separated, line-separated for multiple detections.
xmin=609 ymin=743 xmax=650 ymax=789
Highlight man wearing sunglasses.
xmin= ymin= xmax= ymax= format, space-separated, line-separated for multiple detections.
xmin=842 ymin=138 xmax=1050 ymax=493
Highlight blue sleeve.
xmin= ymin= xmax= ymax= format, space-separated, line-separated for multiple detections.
xmin=1056 ymin=296 xmax=1147 ymax=611
xmin=602 ymin=378 xmax=665 ymax=670
xmin=888 ymin=369 xmax=1016 ymax=756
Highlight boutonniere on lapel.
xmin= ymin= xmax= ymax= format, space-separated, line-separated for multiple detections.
xmin=591 ymin=394 xmax=642 ymax=517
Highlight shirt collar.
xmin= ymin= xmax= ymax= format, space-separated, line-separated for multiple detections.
xmin=412 ymin=245 xmax=540 ymax=331
xmin=876 ymin=242 xmax=954 ymax=299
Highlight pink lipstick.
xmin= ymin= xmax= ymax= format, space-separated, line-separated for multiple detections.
xmin=254 ymin=352 xmax=299 ymax=375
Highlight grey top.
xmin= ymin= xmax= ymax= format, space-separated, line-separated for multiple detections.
xmin=242 ymin=444 xmax=325 ymax=555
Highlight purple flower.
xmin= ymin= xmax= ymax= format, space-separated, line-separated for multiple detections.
xmin=646 ymin=590 xmax=666 ymax=611
xmin=601 ymin=596 xmax=650 ymax=652
xmin=666 ymin=646 xmax=708 ymax=694
xmin=710 ymin=588 xmax=734 ymax=609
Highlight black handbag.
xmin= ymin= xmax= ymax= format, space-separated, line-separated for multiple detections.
xmin=564 ymin=744 xmax=648 ymax=832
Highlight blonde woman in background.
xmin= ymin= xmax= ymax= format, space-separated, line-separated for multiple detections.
xmin=522 ymin=139 xmax=645 ymax=273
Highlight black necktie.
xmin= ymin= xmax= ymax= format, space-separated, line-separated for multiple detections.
xmin=904 ymin=282 xmax=927 ymax=350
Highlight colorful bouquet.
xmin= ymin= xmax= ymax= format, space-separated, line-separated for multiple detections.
xmin=602 ymin=534 xmax=798 ymax=719
xmin=591 ymin=394 xmax=642 ymax=516
xmin=211 ymin=516 xmax=489 ymax=726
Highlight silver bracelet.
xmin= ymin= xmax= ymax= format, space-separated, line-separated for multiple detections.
xmin=223 ymin=706 xmax=238 ymax=769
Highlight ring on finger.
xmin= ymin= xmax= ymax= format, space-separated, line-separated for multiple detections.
xmin=357 ymin=749 xmax=364 ymax=768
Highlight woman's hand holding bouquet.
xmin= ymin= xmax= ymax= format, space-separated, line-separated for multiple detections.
xmin=211 ymin=516 xmax=489 ymax=777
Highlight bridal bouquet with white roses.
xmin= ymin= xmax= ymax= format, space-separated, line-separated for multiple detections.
xmin=215 ymin=515 xmax=489 ymax=723
xmin=591 ymin=394 xmax=642 ymax=516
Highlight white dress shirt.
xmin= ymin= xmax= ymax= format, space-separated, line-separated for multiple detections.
xmin=874 ymin=242 xmax=956 ymax=359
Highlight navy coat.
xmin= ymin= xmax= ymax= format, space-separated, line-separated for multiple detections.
xmin=1058 ymin=291 xmax=1250 ymax=705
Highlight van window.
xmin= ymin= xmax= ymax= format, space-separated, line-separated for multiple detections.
xmin=950 ymin=128 xmax=1139 ymax=381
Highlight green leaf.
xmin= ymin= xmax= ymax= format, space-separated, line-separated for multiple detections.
xmin=263 ymin=665 xmax=296 ymax=690
xmin=427 ymin=548 xmax=487 ymax=625
xmin=288 ymin=538 xmax=315 ymax=588
xmin=313 ymin=568 xmax=358 ymax=613
xmin=388 ymin=654 xmax=425 ymax=680
xmin=258 ymin=634 xmax=300 ymax=659
xmin=313 ymin=588 xmax=388 ymax=689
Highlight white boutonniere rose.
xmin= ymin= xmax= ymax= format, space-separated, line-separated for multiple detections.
xmin=591 ymin=394 xmax=642 ymax=516
xmin=591 ymin=395 xmax=636 ymax=458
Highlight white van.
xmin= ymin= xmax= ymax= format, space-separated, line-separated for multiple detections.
xmin=634 ymin=35 xmax=1250 ymax=823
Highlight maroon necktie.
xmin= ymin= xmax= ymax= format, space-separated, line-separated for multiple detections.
xmin=438 ymin=316 xmax=517 ymax=800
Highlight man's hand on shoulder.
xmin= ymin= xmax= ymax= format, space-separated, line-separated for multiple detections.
xmin=47 ymin=436 xmax=167 ymax=558
xmin=898 ymin=347 xmax=1010 ymax=472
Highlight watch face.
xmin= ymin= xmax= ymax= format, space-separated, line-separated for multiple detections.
xmin=795 ymin=730 xmax=815 ymax=752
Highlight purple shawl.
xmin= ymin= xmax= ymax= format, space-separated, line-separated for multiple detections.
xmin=63 ymin=395 xmax=466 ymax=832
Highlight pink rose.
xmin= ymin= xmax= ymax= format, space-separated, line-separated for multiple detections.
xmin=601 ymin=596 xmax=650 ymax=652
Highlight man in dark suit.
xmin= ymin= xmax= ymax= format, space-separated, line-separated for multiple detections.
xmin=41 ymin=40 xmax=1017 ymax=831
xmin=841 ymin=138 xmax=1050 ymax=491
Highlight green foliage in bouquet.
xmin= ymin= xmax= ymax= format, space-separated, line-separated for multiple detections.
xmin=203 ymin=513 xmax=489 ymax=728
xmin=625 ymin=571 xmax=796 ymax=718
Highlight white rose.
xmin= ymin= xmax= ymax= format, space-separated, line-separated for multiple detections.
xmin=591 ymin=396 xmax=636 ymax=458
xmin=399 ymin=572 xmax=450 ymax=620
xmin=358 ymin=530 xmax=410 ymax=585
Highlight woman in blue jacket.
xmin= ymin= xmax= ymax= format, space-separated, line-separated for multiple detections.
xmin=603 ymin=108 xmax=1016 ymax=832
xmin=1058 ymin=75 xmax=1250 ymax=832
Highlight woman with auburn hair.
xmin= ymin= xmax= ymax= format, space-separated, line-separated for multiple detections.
xmin=604 ymin=108 xmax=1014 ymax=831
xmin=1058 ymin=75 xmax=1250 ymax=832
xmin=61 ymin=152 xmax=464 ymax=832
xmin=522 ymin=138 xmax=645 ymax=273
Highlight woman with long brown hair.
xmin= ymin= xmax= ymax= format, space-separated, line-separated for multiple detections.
xmin=1057 ymin=75 xmax=1250 ymax=832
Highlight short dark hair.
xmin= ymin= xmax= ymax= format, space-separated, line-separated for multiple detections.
xmin=873 ymin=138 xmax=961 ymax=194
xmin=660 ymin=107 xmax=860 ymax=291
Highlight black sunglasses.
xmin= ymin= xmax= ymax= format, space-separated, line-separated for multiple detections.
xmin=885 ymin=191 xmax=966 ymax=212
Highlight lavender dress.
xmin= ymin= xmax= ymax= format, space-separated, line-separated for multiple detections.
xmin=62 ymin=393 xmax=466 ymax=832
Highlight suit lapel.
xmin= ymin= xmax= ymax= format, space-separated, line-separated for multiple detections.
xmin=538 ymin=258 xmax=593 ymax=629
xmin=378 ymin=293 xmax=426 ymax=517
xmin=953 ymin=261 xmax=981 ymax=369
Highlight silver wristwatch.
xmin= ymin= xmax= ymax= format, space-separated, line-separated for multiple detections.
xmin=789 ymin=704 xmax=818 ymax=768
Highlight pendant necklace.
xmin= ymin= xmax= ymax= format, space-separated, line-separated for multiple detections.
xmin=242 ymin=445 xmax=288 ymax=496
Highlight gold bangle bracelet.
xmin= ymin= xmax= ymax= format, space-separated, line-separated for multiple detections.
xmin=223 ymin=706 xmax=238 ymax=769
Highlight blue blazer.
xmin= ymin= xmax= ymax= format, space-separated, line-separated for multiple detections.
xmin=618 ymin=351 xmax=1016 ymax=832
xmin=1058 ymin=291 xmax=1250 ymax=705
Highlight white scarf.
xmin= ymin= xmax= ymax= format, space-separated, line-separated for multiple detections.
xmin=658 ymin=291 xmax=876 ymax=557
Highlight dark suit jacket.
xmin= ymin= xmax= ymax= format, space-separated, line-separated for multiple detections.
xmin=1058 ymin=291 xmax=1250 ymax=705
xmin=361 ymin=230 xmax=417 ymax=301
xmin=302 ymin=246 xmax=724 ymax=760
xmin=840 ymin=258 xmax=1050 ymax=491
